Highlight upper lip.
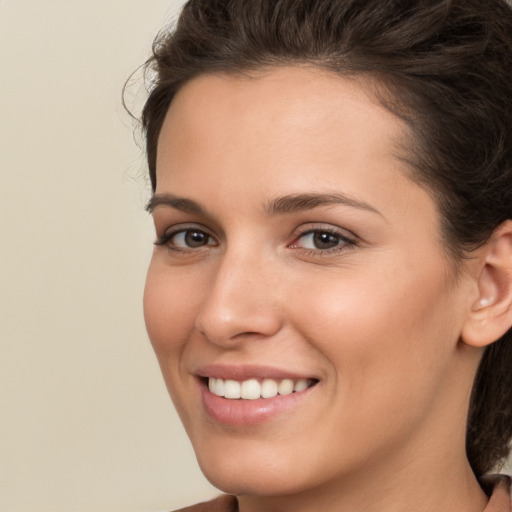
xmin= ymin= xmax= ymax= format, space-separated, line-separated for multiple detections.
xmin=195 ymin=364 xmax=319 ymax=382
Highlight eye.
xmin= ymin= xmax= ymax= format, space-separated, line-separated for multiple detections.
xmin=173 ymin=230 xmax=213 ymax=248
xmin=289 ymin=228 xmax=355 ymax=252
xmin=156 ymin=228 xmax=217 ymax=249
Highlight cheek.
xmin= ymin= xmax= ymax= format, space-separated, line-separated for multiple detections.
xmin=143 ymin=260 xmax=205 ymax=426
xmin=143 ymin=260 xmax=199 ymax=361
xmin=291 ymin=261 xmax=460 ymax=411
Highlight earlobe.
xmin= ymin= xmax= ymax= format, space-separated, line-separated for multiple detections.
xmin=462 ymin=221 xmax=512 ymax=348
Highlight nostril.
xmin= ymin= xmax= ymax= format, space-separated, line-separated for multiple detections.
xmin=195 ymin=311 xmax=283 ymax=348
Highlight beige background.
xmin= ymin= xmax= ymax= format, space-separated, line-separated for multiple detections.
xmin=0 ymin=1 xmax=218 ymax=511
xmin=1 ymin=2 xmax=511 ymax=512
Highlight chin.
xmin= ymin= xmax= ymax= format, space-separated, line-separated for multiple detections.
xmin=192 ymin=437 xmax=312 ymax=497
xmin=199 ymin=460 xmax=301 ymax=497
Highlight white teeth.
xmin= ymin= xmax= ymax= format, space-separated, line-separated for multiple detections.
xmin=216 ymin=378 xmax=225 ymax=397
xmin=224 ymin=380 xmax=241 ymax=399
xmin=294 ymin=379 xmax=309 ymax=392
xmin=277 ymin=379 xmax=294 ymax=396
xmin=207 ymin=377 xmax=314 ymax=400
xmin=210 ymin=378 xmax=225 ymax=397
xmin=261 ymin=378 xmax=278 ymax=398
xmin=241 ymin=379 xmax=261 ymax=400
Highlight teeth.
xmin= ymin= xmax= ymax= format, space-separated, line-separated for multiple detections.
xmin=294 ymin=379 xmax=309 ymax=392
xmin=208 ymin=377 xmax=314 ymax=400
xmin=224 ymin=380 xmax=241 ymax=399
xmin=241 ymin=379 xmax=261 ymax=400
xmin=209 ymin=378 xmax=225 ymax=397
xmin=261 ymin=378 xmax=278 ymax=398
xmin=277 ymin=379 xmax=294 ymax=395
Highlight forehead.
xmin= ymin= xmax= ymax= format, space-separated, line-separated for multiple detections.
xmin=155 ymin=66 xmax=433 ymax=224
xmin=156 ymin=66 xmax=411 ymax=181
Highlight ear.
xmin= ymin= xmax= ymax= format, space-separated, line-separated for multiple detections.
xmin=461 ymin=220 xmax=512 ymax=348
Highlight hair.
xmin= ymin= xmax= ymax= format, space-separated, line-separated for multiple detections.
xmin=139 ymin=0 xmax=512 ymax=477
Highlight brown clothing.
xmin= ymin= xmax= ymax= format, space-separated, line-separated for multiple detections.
xmin=174 ymin=494 xmax=238 ymax=512
xmin=174 ymin=475 xmax=511 ymax=512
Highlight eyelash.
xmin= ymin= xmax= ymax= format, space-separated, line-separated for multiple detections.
xmin=288 ymin=227 xmax=357 ymax=255
xmin=155 ymin=225 xmax=357 ymax=255
xmin=154 ymin=226 xmax=216 ymax=250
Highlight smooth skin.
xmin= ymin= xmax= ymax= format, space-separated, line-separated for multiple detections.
xmin=144 ymin=67 xmax=512 ymax=512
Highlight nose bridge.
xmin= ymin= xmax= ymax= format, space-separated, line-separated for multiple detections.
xmin=195 ymin=243 xmax=282 ymax=345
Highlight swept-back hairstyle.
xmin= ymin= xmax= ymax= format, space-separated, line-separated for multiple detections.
xmin=140 ymin=0 xmax=512 ymax=476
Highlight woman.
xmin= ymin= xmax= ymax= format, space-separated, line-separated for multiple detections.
xmin=139 ymin=0 xmax=512 ymax=510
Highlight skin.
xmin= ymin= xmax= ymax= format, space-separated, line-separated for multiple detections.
xmin=144 ymin=67 xmax=493 ymax=512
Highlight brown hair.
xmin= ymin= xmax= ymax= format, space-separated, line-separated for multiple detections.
xmin=139 ymin=0 xmax=512 ymax=476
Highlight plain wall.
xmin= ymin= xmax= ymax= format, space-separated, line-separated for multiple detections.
xmin=0 ymin=1 xmax=218 ymax=511
xmin=2 ymin=2 xmax=511 ymax=512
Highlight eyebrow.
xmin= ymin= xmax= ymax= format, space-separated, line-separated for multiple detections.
xmin=264 ymin=193 xmax=384 ymax=218
xmin=146 ymin=194 xmax=207 ymax=214
xmin=146 ymin=192 xmax=383 ymax=218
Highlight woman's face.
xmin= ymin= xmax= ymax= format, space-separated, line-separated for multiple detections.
xmin=144 ymin=67 xmax=477 ymax=499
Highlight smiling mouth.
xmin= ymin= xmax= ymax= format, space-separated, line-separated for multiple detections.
xmin=206 ymin=377 xmax=318 ymax=400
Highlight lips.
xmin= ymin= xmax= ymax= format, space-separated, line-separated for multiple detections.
xmin=196 ymin=365 xmax=319 ymax=426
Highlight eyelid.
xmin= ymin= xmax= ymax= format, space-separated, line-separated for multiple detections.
xmin=154 ymin=223 xmax=218 ymax=248
xmin=291 ymin=223 xmax=357 ymax=241
xmin=288 ymin=224 xmax=358 ymax=252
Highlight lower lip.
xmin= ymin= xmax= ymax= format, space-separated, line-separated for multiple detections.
xmin=200 ymin=382 xmax=316 ymax=426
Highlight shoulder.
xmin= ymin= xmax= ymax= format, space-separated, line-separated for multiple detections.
xmin=172 ymin=495 xmax=238 ymax=512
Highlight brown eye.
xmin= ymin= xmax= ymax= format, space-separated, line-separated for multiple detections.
xmin=312 ymin=231 xmax=341 ymax=249
xmin=289 ymin=228 xmax=356 ymax=253
xmin=296 ymin=230 xmax=343 ymax=250
xmin=170 ymin=230 xmax=215 ymax=248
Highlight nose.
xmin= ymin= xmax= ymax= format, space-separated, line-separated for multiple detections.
xmin=195 ymin=248 xmax=283 ymax=347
